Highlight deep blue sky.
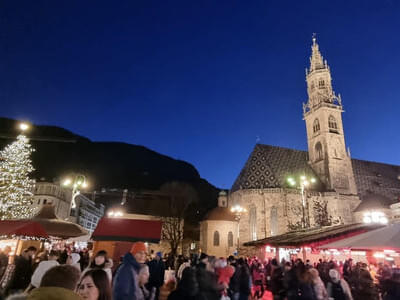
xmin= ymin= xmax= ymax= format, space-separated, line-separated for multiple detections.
xmin=1 ymin=1 xmax=399 ymax=188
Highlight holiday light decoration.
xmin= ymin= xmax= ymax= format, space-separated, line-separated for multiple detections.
xmin=0 ymin=134 xmax=36 ymax=219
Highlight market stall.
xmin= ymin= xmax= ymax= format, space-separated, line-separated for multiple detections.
xmin=0 ymin=204 xmax=88 ymax=256
xmin=319 ymin=222 xmax=400 ymax=265
xmin=0 ymin=220 xmax=49 ymax=257
xmin=243 ymin=223 xmax=383 ymax=263
xmin=91 ymin=217 xmax=163 ymax=263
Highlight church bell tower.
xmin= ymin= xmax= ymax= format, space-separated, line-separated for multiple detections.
xmin=303 ymin=36 xmax=357 ymax=195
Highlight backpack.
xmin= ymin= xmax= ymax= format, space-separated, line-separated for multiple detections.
xmin=331 ymin=280 xmax=346 ymax=300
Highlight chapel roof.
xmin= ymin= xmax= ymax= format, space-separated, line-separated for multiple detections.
xmin=204 ymin=207 xmax=236 ymax=222
xmin=231 ymin=144 xmax=400 ymax=205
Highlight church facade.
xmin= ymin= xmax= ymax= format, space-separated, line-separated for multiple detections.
xmin=200 ymin=38 xmax=400 ymax=256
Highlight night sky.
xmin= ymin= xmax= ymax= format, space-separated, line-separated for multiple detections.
xmin=1 ymin=1 xmax=399 ymax=189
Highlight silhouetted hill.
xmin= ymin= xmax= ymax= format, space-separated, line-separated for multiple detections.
xmin=0 ymin=117 xmax=219 ymax=217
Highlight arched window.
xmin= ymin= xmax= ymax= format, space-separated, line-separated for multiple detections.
xmin=228 ymin=231 xmax=234 ymax=247
xmin=315 ymin=142 xmax=323 ymax=161
xmin=249 ymin=207 xmax=257 ymax=241
xmin=319 ymin=79 xmax=325 ymax=88
xmin=43 ymin=199 xmax=47 ymax=204
xmin=313 ymin=119 xmax=320 ymax=133
xmin=213 ymin=231 xmax=220 ymax=246
xmin=328 ymin=115 xmax=338 ymax=130
xmin=270 ymin=207 xmax=278 ymax=236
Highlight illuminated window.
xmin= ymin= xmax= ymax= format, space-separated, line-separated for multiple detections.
xmin=228 ymin=232 xmax=234 ymax=247
xmin=313 ymin=119 xmax=320 ymax=133
xmin=213 ymin=231 xmax=220 ymax=246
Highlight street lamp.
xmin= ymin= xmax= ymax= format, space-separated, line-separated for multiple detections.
xmin=287 ymin=175 xmax=316 ymax=228
xmin=19 ymin=122 xmax=30 ymax=132
xmin=63 ymin=174 xmax=88 ymax=216
xmin=108 ymin=210 xmax=124 ymax=218
xmin=231 ymin=204 xmax=247 ymax=255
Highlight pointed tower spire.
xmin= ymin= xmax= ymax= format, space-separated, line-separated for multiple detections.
xmin=309 ymin=34 xmax=326 ymax=72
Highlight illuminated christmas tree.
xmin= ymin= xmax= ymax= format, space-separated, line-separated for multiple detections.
xmin=0 ymin=134 xmax=36 ymax=219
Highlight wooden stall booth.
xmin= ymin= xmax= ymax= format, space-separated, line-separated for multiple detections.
xmin=91 ymin=217 xmax=163 ymax=264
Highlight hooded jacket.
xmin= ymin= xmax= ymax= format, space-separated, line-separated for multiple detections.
xmin=30 ymin=260 xmax=59 ymax=288
xmin=113 ymin=252 xmax=141 ymax=300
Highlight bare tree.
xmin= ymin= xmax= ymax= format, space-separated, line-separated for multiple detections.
xmin=159 ymin=182 xmax=198 ymax=256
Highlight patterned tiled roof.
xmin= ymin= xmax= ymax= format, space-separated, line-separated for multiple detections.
xmin=352 ymin=159 xmax=400 ymax=203
xmin=231 ymin=144 xmax=400 ymax=204
xmin=231 ymin=144 xmax=325 ymax=192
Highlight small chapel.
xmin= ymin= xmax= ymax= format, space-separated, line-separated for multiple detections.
xmin=200 ymin=37 xmax=400 ymax=257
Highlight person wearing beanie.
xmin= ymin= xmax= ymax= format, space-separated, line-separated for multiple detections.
xmin=113 ymin=241 xmax=147 ymax=300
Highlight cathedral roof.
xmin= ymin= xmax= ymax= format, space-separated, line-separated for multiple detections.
xmin=353 ymin=193 xmax=392 ymax=212
xmin=352 ymin=159 xmax=400 ymax=203
xmin=231 ymin=144 xmax=325 ymax=193
xmin=204 ymin=207 xmax=236 ymax=222
xmin=231 ymin=144 xmax=400 ymax=205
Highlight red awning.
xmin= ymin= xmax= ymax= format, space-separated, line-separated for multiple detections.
xmin=91 ymin=218 xmax=163 ymax=243
xmin=0 ymin=220 xmax=49 ymax=239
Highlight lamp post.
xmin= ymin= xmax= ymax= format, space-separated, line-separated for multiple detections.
xmin=19 ymin=122 xmax=30 ymax=132
xmin=107 ymin=209 xmax=124 ymax=218
xmin=230 ymin=204 xmax=246 ymax=255
xmin=287 ymin=175 xmax=316 ymax=228
xmin=63 ymin=174 xmax=88 ymax=218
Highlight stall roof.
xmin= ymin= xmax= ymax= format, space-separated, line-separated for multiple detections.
xmin=0 ymin=220 xmax=49 ymax=239
xmin=243 ymin=223 xmax=383 ymax=248
xmin=91 ymin=218 xmax=163 ymax=243
xmin=319 ymin=222 xmax=400 ymax=251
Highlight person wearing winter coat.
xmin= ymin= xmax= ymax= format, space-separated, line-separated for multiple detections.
xmin=270 ymin=259 xmax=285 ymax=300
xmin=349 ymin=267 xmax=379 ymax=300
xmin=30 ymin=250 xmax=60 ymax=288
xmin=176 ymin=259 xmax=190 ymax=281
xmin=6 ymin=247 xmax=37 ymax=295
xmin=327 ymin=269 xmax=353 ymax=300
xmin=309 ymin=268 xmax=328 ymax=300
xmin=113 ymin=242 xmax=147 ymax=300
xmin=6 ymin=265 xmax=82 ymax=300
xmin=138 ymin=264 xmax=156 ymax=300
xmin=167 ymin=267 xmax=220 ymax=300
xmin=83 ymin=250 xmax=113 ymax=283
xmin=146 ymin=252 xmax=165 ymax=300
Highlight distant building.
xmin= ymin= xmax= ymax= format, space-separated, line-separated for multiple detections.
xmin=75 ymin=195 xmax=105 ymax=233
xmin=33 ymin=181 xmax=104 ymax=233
xmin=33 ymin=182 xmax=72 ymax=220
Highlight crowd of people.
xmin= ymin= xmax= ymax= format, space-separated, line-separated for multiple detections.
xmin=0 ymin=243 xmax=399 ymax=300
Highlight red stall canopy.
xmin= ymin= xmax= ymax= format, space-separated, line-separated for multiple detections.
xmin=91 ymin=218 xmax=163 ymax=243
xmin=0 ymin=220 xmax=49 ymax=239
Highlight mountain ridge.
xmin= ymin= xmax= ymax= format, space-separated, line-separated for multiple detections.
xmin=0 ymin=117 xmax=220 ymax=216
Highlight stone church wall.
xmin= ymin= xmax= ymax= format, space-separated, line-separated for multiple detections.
xmin=229 ymin=188 xmax=360 ymax=246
